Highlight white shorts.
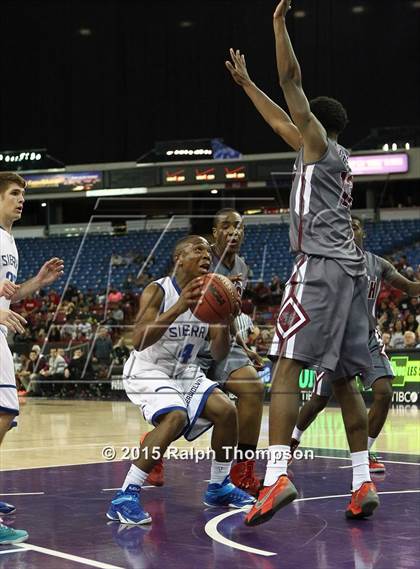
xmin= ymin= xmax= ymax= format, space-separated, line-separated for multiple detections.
xmin=0 ymin=332 xmax=19 ymax=426
xmin=123 ymin=353 xmax=218 ymax=441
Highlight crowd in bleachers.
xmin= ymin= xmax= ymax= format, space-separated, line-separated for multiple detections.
xmin=11 ymin=220 xmax=420 ymax=399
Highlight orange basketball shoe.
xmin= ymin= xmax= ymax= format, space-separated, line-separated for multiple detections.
xmin=345 ymin=481 xmax=379 ymax=519
xmin=230 ymin=460 xmax=261 ymax=497
xmin=139 ymin=433 xmax=164 ymax=487
xmin=369 ymin=453 xmax=385 ymax=474
xmin=244 ymin=475 xmax=298 ymax=526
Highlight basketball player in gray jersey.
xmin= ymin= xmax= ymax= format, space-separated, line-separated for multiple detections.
xmin=290 ymin=217 xmax=420 ymax=471
xmin=204 ymin=209 xmax=265 ymax=495
xmin=241 ymin=0 xmax=378 ymax=526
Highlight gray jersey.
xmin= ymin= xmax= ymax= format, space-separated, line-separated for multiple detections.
xmin=365 ymin=251 xmax=398 ymax=331
xmin=289 ymin=139 xmax=365 ymax=277
xmin=210 ymin=246 xmax=248 ymax=297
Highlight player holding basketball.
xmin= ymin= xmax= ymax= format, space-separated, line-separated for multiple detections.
xmin=234 ymin=0 xmax=379 ymax=525
xmin=143 ymin=209 xmax=265 ymax=496
xmin=0 ymin=172 xmax=64 ymax=544
xmin=107 ymin=235 xmax=254 ymax=525
xmin=289 ymin=217 xmax=420 ymax=472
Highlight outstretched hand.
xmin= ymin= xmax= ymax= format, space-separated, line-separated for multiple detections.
xmin=225 ymin=49 xmax=252 ymax=88
xmin=37 ymin=258 xmax=65 ymax=286
xmin=273 ymin=0 xmax=292 ymax=20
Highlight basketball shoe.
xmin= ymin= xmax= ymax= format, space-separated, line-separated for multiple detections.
xmin=0 ymin=501 xmax=16 ymax=515
xmin=0 ymin=523 xmax=28 ymax=544
xmin=107 ymin=484 xmax=152 ymax=525
xmin=368 ymin=453 xmax=385 ymax=474
xmin=139 ymin=433 xmax=164 ymax=486
xmin=230 ymin=460 xmax=261 ymax=497
xmin=203 ymin=476 xmax=255 ymax=509
xmin=244 ymin=475 xmax=298 ymax=526
xmin=345 ymin=481 xmax=379 ymax=519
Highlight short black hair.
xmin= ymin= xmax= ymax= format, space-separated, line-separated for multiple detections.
xmin=213 ymin=208 xmax=241 ymax=228
xmin=173 ymin=234 xmax=208 ymax=260
xmin=309 ymin=96 xmax=348 ymax=136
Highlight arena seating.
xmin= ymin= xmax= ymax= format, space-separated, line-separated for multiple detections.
xmin=15 ymin=219 xmax=420 ymax=292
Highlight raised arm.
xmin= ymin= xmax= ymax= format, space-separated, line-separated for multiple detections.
xmin=132 ymin=279 xmax=203 ymax=350
xmin=226 ymin=48 xmax=302 ymax=151
xmin=273 ymin=0 xmax=328 ymax=162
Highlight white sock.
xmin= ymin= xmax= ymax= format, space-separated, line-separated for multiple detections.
xmin=122 ymin=464 xmax=149 ymax=491
xmin=210 ymin=460 xmax=232 ymax=484
xmin=351 ymin=451 xmax=371 ymax=492
xmin=292 ymin=426 xmax=304 ymax=442
xmin=263 ymin=445 xmax=289 ymax=486
xmin=368 ymin=436 xmax=376 ymax=451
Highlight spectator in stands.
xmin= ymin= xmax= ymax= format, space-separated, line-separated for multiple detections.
xmin=60 ymin=317 xmax=76 ymax=340
xmin=39 ymin=348 xmax=67 ymax=395
xmin=64 ymin=348 xmax=93 ymax=396
xmin=381 ymin=332 xmax=391 ymax=351
xmin=269 ymin=275 xmax=283 ymax=303
xmin=403 ymin=331 xmax=417 ymax=349
xmin=390 ymin=320 xmax=405 ymax=349
xmin=113 ymin=337 xmax=130 ymax=365
xmin=93 ymin=327 xmax=113 ymax=365
xmin=18 ymin=350 xmax=48 ymax=396
xmin=77 ymin=316 xmax=93 ymax=340
xmin=49 ymin=324 xmax=61 ymax=342
xmin=123 ymin=273 xmax=136 ymax=291
xmin=110 ymin=303 xmax=125 ymax=326
xmin=111 ymin=254 xmax=125 ymax=267
xmin=405 ymin=313 xmax=419 ymax=334
xmin=108 ymin=289 xmax=123 ymax=304
xmin=48 ymin=289 xmax=60 ymax=306
xmin=407 ymin=297 xmax=418 ymax=315
xmin=23 ymin=295 xmax=39 ymax=315
xmin=253 ymin=281 xmax=271 ymax=305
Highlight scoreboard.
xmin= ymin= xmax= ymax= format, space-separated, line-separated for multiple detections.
xmin=162 ymin=162 xmax=248 ymax=186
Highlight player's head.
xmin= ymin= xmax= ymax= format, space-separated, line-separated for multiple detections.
xmin=173 ymin=235 xmax=211 ymax=279
xmin=0 ymin=172 xmax=26 ymax=223
xmin=309 ymin=96 xmax=348 ymax=138
xmin=212 ymin=208 xmax=244 ymax=255
xmin=351 ymin=216 xmax=365 ymax=248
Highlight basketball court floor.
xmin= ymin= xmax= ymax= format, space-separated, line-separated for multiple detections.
xmin=1 ymin=398 xmax=419 ymax=568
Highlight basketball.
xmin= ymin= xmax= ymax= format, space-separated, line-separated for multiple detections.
xmin=194 ymin=273 xmax=239 ymax=323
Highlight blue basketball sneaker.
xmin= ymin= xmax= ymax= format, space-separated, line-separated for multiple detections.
xmin=204 ymin=476 xmax=255 ymax=509
xmin=0 ymin=523 xmax=28 ymax=545
xmin=107 ymin=485 xmax=152 ymax=525
xmin=0 ymin=501 xmax=16 ymax=515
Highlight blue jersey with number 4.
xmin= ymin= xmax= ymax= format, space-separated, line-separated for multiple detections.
xmin=0 ymin=227 xmax=19 ymax=336
xmin=133 ymin=276 xmax=209 ymax=375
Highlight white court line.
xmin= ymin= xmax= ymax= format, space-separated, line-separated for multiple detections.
xmin=16 ymin=543 xmax=125 ymax=569
xmin=0 ymin=492 xmax=44 ymax=496
xmin=315 ymin=455 xmax=420 ymax=466
xmin=1 ymin=459 xmax=125 ymax=472
xmin=204 ymin=489 xmax=420 ymax=557
xmin=0 ymin=549 xmax=24 ymax=555
xmin=101 ymin=486 xmax=154 ymax=491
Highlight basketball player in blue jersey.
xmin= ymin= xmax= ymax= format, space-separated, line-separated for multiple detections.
xmin=0 ymin=172 xmax=64 ymax=544
xmin=107 ymin=235 xmax=254 ymax=525
xmin=229 ymin=0 xmax=380 ymax=525
xmin=289 ymin=217 xmax=420 ymax=471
